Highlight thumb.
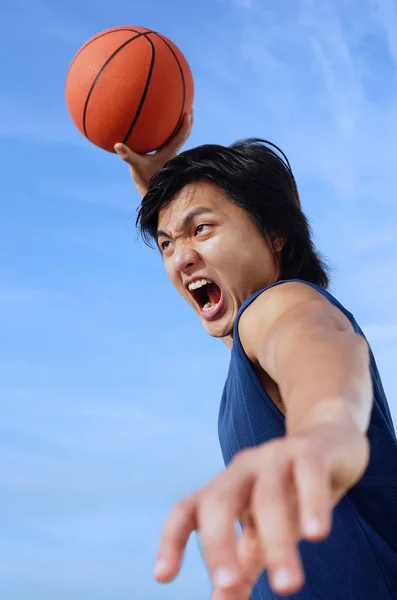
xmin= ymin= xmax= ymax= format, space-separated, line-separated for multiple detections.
xmin=114 ymin=143 xmax=142 ymax=166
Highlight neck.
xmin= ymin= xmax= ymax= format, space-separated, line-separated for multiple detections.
xmin=221 ymin=334 xmax=233 ymax=349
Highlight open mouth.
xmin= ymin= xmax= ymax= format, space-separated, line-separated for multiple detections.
xmin=187 ymin=279 xmax=222 ymax=312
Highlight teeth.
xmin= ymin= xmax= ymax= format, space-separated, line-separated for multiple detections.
xmin=188 ymin=278 xmax=212 ymax=291
xmin=203 ymin=301 xmax=220 ymax=312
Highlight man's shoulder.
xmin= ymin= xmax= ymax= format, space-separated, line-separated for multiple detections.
xmin=240 ymin=280 xmax=330 ymax=326
xmin=238 ymin=280 xmax=352 ymax=363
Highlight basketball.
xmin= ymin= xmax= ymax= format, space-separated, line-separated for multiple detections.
xmin=65 ymin=26 xmax=194 ymax=154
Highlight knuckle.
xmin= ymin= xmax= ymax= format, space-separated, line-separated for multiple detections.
xmin=294 ymin=437 xmax=312 ymax=457
xmin=302 ymin=440 xmax=324 ymax=466
xmin=171 ymin=497 xmax=192 ymax=519
xmin=260 ymin=439 xmax=282 ymax=463
xmin=231 ymin=447 xmax=255 ymax=467
xmin=266 ymin=539 xmax=297 ymax=563
xmin=253 ymin=485 xmax=279 ymax=507
xmin=288 ymin=436 xmax=316 ymax=460
xmin=200 ymin=487 xmax=228 ymax=510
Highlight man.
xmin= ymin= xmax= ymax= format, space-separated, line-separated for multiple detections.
xmin=114 ymin=115 xmax=397 ymax=599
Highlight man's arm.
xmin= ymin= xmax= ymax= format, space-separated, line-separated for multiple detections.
xmin=238 ymin=281 xmax=373 ymax=437
xmin=154 ymin=282 xmax=373 ymax=598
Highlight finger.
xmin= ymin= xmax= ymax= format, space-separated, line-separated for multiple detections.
xmin=201 ymin=527 xmax=255 ymax=600
xmin=211 ymin=579 xmax=252 ymax=600
xmin=114 ymin=142 xmax=141 ymax=164
xmin=252 ymin=459 xmax=304 ymax=596
xmin=114 ymin=111 xmax=192 ymax=163
xmin=154 ymin=496 xmax=197 ymax=583
xmin=211 ymin=519 xmax=265 ymax=600
xmin=171 ymin=111 xmax=194 ymax=147
xmin=198 ymin=494 xmax=245 ymax=591
xmin=157 ymin=111 xmax=193 ymax=157
xmin=198 ymin=457 xmax=255 ymax=592
xmin=294 ymin=453 xmax=332 ymax=541
xmin=237 ymin=516 xmax=266 ymax=591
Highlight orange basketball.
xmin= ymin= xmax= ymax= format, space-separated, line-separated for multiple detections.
xmin=65 ymin=26 xmax=194 ymax=154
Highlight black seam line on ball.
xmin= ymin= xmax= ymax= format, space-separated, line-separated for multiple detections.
xmin=83 ymin=30 xmax=156 ymax=140
xmin=68 ymin=28 xmax=144 ymax=74
xmin=122 ymin=33 xmax=156 ymax=145
xmin=149 ymin=31 xmax=187 ymax=149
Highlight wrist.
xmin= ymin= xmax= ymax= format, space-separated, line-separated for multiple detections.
xmin=137 ymin=183 xmax=149 ymax=198
xmin=287 ymin=398 xmax=361 ymax=438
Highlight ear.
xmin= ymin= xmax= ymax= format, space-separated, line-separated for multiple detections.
xmin=273 ymin=237 xmax=286 ymax=252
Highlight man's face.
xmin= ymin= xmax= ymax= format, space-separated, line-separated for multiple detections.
xmin=157 ymin=181 xmax=280 ymax=339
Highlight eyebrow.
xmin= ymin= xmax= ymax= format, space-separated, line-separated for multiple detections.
xmin=156 ymin=206 xmax=215 ymax=240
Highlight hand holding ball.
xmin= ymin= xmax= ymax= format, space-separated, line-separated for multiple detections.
xmin=65 ymin=26 xmax=194 ymax=154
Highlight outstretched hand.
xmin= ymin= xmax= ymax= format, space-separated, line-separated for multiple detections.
xmin=114 ymin=112 xmax=193 ymax=198
xmin=153 ymin=427 xmax=369 ymax=599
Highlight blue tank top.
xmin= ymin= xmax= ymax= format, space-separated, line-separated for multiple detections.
xmin=218 ymin=280 xmax=397 ymax=600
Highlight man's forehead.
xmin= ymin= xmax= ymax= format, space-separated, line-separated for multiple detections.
xmin=158 ymin=187 xmax=197 ymax=222
xmin=157 ymin=182 xmax=225 ymax=230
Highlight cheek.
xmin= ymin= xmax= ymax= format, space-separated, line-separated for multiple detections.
xmin=242 ymin=234 xmax=273 ymax=262
xmin=201 ymin=234 xmax=236 ymax=263
xmin=201 ymin=237 xmax=218 ymax=254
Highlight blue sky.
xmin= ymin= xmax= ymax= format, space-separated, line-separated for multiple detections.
xmin=1 ymin=0 xmax=397 ymax=598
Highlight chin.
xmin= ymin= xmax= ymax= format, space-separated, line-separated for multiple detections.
xmin=201 ymin=318 xmax=234 ymax=339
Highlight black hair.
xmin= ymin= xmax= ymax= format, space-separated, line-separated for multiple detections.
xmin=136 ymin=138 xmax=329 ymax=288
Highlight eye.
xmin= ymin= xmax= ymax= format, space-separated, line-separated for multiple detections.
xmin=160 ymin=240 xmax=171 ymax=252
xmin=195 ymin=224 xmax=210 ymax=235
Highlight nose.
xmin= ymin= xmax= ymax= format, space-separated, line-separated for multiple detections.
xmin=173 ymin=243 xmax=201 ymax=273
